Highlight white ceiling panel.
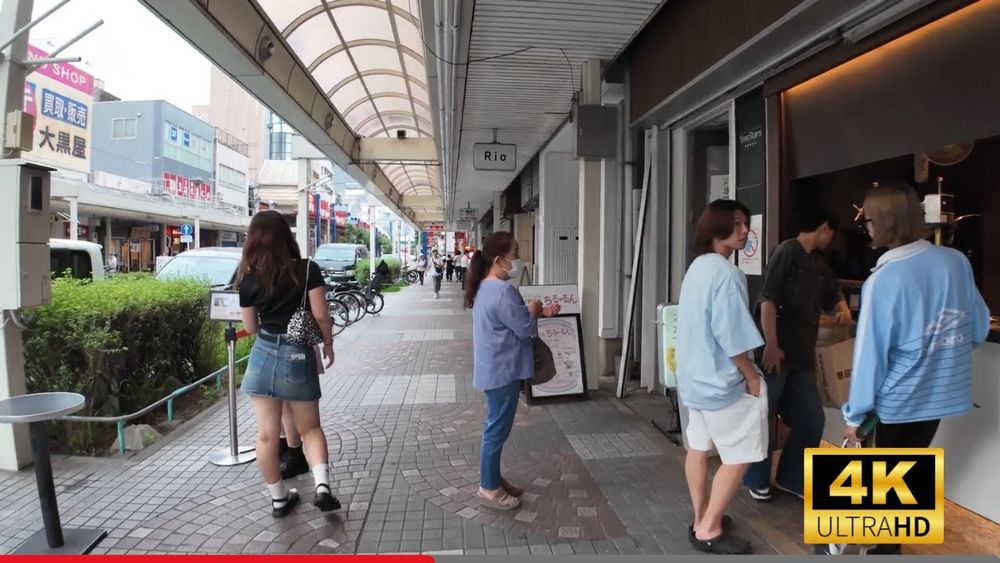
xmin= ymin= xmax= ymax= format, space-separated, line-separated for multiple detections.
xmin=445 ymin=0 xmax=661 ymax=220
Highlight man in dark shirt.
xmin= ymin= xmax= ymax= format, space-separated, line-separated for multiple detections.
xmin=744 ymin=209 xmax=851 ymax=501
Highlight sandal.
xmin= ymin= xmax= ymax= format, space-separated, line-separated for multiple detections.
xmin=314 ymin=483 xmax=341 ymax=512
xmin=477 ymin=489 xmax=521 ymax=511
xmin=271 ymin=489 xmax=300 ymax=518
xmin=500 ymin=477 xmax=524 ymax=498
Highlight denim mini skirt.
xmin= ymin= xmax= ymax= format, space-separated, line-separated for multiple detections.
xmin=241 ymin=331 xmax=321 ymax=402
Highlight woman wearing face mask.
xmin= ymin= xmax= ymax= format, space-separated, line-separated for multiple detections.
xmin=464 ymin=231 xmax=560 ymax=510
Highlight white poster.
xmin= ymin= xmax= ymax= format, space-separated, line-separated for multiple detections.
xmin=739 ymin=214 xmax=763 ymax=276
xmin=518 ymin=284 xmax=580 ymax=315
xmin=709 ymin=174 xmax=731 ymax=201
xmin=209 ymin=290 xmax=242 ymax=322
xmin=530 ymin=315 xmax=586 ymax=399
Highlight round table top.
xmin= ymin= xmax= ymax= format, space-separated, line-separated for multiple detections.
xmin=0 ymin=392 xmax=86 ymax=423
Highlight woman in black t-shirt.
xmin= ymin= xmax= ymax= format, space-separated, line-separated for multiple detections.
xmin=237 ymin=211 xmax=339 ymax=518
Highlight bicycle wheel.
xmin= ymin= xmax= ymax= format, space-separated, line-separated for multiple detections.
xmin=341 ymin=291 xmax=367 ymax=322
xmin=405 ymin=270 xmax=419 ymax=284
xmin=328 ymin=299 xmax=349 ymax=335
xmin=365 ymin=291 xmax=384 ymax=314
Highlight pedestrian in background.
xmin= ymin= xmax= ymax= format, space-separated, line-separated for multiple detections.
xmin=237 ymin=211 xmax=340 ymax=518
xmin=431 ymin=249 xmax=445 ymax=298
xmin=415 ymin=252 xmax=428 ymax=286
xmin=676 ymin=199 xmax=767 ymax=555
xmin=744 ymin=208 xmax=850 ymax=502
xmin=446 ymin=253 xmax=455 ymax=281
xmin=842 ymin=183 xmax=990 ymax=555
xmin=464 ymin=231 xmax=559 ymax=511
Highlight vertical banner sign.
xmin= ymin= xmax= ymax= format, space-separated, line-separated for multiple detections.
xmin=659 ymin=304 xmax=679 ymax=389
xmin=24 ymin=45 xmax=94 ymax=172
xmin=735 ymin=89 xmax=767 ymax=298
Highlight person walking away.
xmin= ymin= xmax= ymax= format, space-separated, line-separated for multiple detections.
xmin=842 ymin=183 xmax=990 ymax=555
xmin=415 ymin=253 xmax=428 ymax=286
xmin=466 ymin=232 xmax=559 ymax=511
xmin=446 ymin=253 xmax=455 ymax=282
xmin=237 ymin=211 xmax=341 ymax=517
xmin=744 ymin=209 xmax=852 ymax=502
xmin=431 ymin=250 xmax=445 ymax=298
xmin=460 ymin=248 xmax=473 ymax=289
xmin=676 ymin=199 xmax=768 ymax=554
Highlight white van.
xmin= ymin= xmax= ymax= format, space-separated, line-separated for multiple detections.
xmin=49 ymin=239 xmax=105 ymax=280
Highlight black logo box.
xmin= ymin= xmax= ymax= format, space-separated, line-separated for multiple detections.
xmin=810 ymin=453 xmax=937 ymax=511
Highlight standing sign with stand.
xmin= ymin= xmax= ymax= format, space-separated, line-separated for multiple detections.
xmin=207 ymin=290 xmax=256 ymax=466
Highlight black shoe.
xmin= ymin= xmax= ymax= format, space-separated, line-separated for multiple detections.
xmin=688 ymin=528 xmax=752 ymax=555
xmin=271 ymin=489 xmax=300 ymax=518
xmin=314 ymin=483 xmax=341 ymax=512
xmin=279 ymin=446 xmax=309 ymax=479
xmin=278 ymin=436 xmax=289 ymax=454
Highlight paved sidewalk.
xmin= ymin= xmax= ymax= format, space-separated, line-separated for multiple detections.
xmin=0 ymin=279 xmax=808 ymax=555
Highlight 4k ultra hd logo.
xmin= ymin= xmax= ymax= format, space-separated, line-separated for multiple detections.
xmin=804 ymin=448 xmax=944 ymax=545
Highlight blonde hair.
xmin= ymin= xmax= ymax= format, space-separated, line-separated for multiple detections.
xmin=863 ymin=183 xmax=928 ymax=249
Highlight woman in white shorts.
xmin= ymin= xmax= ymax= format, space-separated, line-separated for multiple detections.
xmin=676 ymin=199 xmax=768 ymax=555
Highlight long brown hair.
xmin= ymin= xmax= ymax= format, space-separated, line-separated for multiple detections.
xmin=464 ymin=231 xmax=515 ymax=309
xmin=692 ymin=199 xmax=751 ymax=255
xmin=863 ymin=183 xmax=928 ymax=249
xmin=236 ymin=211 xmax=302 ymax=296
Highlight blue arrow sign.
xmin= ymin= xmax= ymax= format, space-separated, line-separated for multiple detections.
xmin=180 ymin=224 xmax=194 ymax=237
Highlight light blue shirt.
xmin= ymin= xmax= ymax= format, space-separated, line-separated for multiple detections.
xmin=843 ymin=240 xmax=990 ymax=426
xmin=472 ymin=280 xmax=537 ymax=391
xmin=676 ymin=253 xmax=765 ymax=410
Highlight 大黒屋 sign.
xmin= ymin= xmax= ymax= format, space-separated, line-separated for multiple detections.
xmin=23 ymin=45 xmax=93 ymax=173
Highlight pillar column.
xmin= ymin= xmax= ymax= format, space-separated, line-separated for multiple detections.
xmin=68 ymin=198 xmax=79 ymax=241
xmin=492 ymin=191 xmax=502 ymax=234
xmin=578 ymin=58 xmax=611 ymax=388
xmin=193 ymin=217 xmax=201 ymax=249
xmin=296 ymin=159 xmax=310 ymax=257
xmin=0 ymin=0 xmax=35 ymax=470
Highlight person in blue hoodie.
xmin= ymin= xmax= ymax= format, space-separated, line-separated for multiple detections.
xmin=843 ymin=183 xmax=990 ymax=555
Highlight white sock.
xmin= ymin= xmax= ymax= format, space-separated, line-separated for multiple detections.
xmin=267 ymin=480 xmax=289 ymax=507
xmin=312 ymin=463 xmax=330 ymax=490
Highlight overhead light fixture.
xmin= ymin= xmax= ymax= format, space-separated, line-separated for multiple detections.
xmin=841 ymin=0 xmax=933 ymax=43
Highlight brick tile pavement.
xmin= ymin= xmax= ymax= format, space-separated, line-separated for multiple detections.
xmin=0 ymin=279 xmax=808 ymax=555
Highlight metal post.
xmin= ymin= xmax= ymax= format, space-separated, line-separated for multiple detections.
xmin=208 ymin=323 xmax=255 ymax=466
xmin=28 ymin=421 xmax=62 ymax=548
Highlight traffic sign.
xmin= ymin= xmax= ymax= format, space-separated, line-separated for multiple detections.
xmin=180 ymin=235 xmax=194 ymax=244
xmin=180 ymin=224 xmax=194 ymax=237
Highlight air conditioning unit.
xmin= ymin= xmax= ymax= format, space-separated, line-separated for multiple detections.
xmin=572 ymin=103 xmax=618 ymax=160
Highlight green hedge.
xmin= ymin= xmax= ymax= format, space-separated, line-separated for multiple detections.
xmin=22 ymin=274 xmax=244 ymax=454
xmin=355 ymin=257 xmax=401 ymax=286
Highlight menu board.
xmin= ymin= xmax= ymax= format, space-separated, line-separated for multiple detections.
xmin=527 ymin=314 xmax=587 ymax=401
xmin=518 ymin=284 xmax=580 ymax=315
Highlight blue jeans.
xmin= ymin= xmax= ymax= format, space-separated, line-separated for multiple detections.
xmin=480 ymin=380 xmax=521 ymax=489
xmin=743 ymin=366 xmax=825 ymax=495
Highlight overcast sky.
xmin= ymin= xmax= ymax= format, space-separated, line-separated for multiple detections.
xmin=23 ymin=0 xmax=211 ymax=111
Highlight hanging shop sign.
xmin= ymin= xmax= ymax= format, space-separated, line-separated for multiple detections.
xmin=162 ymin=172 xmax=212 ymax=201
xmin=23 ymin=45 xmax=93 ymax=173
xmin=459 ymin=207 xmax=479 ymax=221
xmin=473 ymin=143 xmax=516 ymax=171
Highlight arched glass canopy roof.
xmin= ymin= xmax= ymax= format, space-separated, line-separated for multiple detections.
xmin=257 ymin=0 xmax=440 ymax=201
